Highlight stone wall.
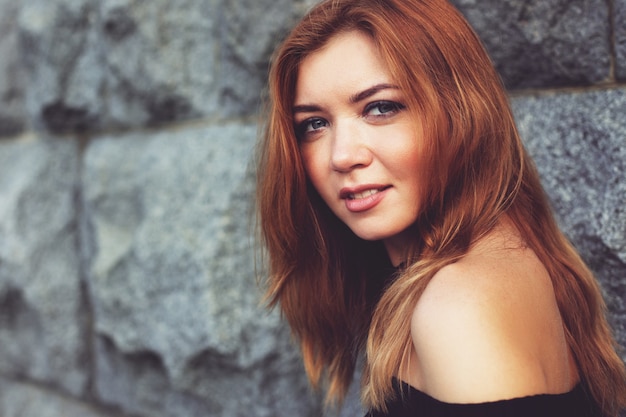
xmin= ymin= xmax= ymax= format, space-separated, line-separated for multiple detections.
xmin=0 ymin=1 xmax=624 ymax=416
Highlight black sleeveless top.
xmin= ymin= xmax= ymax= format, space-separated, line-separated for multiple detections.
xmin=365 ymin=378 xmax=598 ymax=417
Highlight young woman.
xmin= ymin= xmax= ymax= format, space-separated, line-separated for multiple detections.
xmin=256 ymin=0 xmax=626 ymax=416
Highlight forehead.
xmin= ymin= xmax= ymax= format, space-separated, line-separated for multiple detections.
xmin=294 ymin=30 xmax=393 ymax=104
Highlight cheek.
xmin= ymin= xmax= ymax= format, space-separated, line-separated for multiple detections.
xmin=388 ymin=133 xmax=426 ymax=196
xmin=387 ymin=132 xmax=423 ymax=175
xmin=300 ymin=145 xmax=329 ymax=193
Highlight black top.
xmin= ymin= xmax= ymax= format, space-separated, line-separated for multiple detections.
xmin=365 ymin=379 xmax=598 ymax=417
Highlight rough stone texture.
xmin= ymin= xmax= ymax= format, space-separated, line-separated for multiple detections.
xmin=512 ymin=88 xmax=626 ymax=349
xmin=12 ymin=0 xmax=318 ymax=134
xmin=17 ymin=0 xmax=213 ymax=133
xmin=616 ymin=0 xmax=626 ymax=80
xmin=17 ymin=0 xmax=102 ymax=133
xmin=82 ymin=123 xmax=320 ymax=417
xmin=0 ymin=377 xmax=122 ymax=417
xmin=97 ymin=0 xmax=218 ymax=128
xmin=0 ymin=0 xmax=26 ymax=137
xmin=218 ymin=0 xmax=317 ymax=116
xmin=0 ymin=137 xmax=87 ymax=395
xmin=451 ymin=0 xmax=612 ymax=89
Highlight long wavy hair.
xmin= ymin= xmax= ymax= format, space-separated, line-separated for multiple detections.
xmin=256 ymin=0 xmax=626 ymax=415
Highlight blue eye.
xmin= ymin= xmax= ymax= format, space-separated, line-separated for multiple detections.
xmin=307 ymin=118 xmax=327 ymax=131
xmin=296 ymin=117 xmax=328 ymax=140
xmin=364 ymin=101 xmax=405 ymax=117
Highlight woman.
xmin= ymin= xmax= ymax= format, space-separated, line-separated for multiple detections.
xmin=256 ymin=0 xmax=626 ymax=416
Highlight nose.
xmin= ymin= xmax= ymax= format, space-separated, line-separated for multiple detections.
xmin=330 ymin=119 xmax=372 ymax=172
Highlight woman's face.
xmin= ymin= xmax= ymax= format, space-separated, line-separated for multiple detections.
xmin=293 ymin=30 xmax=425 ymax=263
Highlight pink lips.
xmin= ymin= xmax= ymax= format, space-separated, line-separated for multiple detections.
xmin=340 ymin=185 xmax=391 ymax=212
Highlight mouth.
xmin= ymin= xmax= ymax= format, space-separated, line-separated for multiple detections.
xmin=340 ymin=185 xmax=391 ymax=200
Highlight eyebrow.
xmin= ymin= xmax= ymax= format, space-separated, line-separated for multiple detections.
xmin=292 ymin=83 xmax=399 ymax=115
xmin=292 ymin=104 xmax=322 ymax=114
xmin=350 ymin=83 xmax=399 ymax=103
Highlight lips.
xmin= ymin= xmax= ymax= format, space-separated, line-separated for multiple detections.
xmin=340 ymin=185 xmax=391 ymax=199
xmin=348 ymin=188 xmax=381 ymax=200
xmin=340 ymin=185 xmax=391 ymax=212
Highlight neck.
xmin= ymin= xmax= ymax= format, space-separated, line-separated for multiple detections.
xmin=383 ymin=229 xmax=415 ymax=267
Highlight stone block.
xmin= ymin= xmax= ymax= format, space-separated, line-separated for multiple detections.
xmin=0 ymin=136 xmax=87 ymax=395
xmin=512 ymin=88 xmax=626 ymax=350
xmin=12 ymin=0 xmax=319 ymax=134
xmin=451 ymin=0 xmax=612 ymax=89
xmin=83 ymin=122 xmax=321 ymax=417
xmin=15 ymin=0 xmax=221 ymax=133
xmin=98 ymin=0 xmax=219 ymax=127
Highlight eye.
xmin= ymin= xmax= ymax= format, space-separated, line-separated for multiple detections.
xmin=296 ymin=117 xmax=328 ymax=140
xmin=364 ymin=100 xmax=405 ymax=117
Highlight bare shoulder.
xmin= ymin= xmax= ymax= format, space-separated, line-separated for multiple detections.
xmin=409 ymin=225 xmax=575 ymax=403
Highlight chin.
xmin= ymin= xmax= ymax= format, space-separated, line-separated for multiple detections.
xmin=350 ymin=228 xmax=396 ymax=242
xmin=347 ymin=220 xmax=416 ymax=245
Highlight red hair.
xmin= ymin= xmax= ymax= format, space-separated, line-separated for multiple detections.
xmin=256 ymin=0 xmax=626 ymax=415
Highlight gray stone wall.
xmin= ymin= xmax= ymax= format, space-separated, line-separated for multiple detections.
xmin=0 ymin=1 xmax=624 ymax=416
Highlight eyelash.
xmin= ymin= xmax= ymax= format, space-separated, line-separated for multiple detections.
xmin=363 ymin=100 xmax=405 ymax=118
xmin=295 ymin=100 xmax=406 ymax=140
